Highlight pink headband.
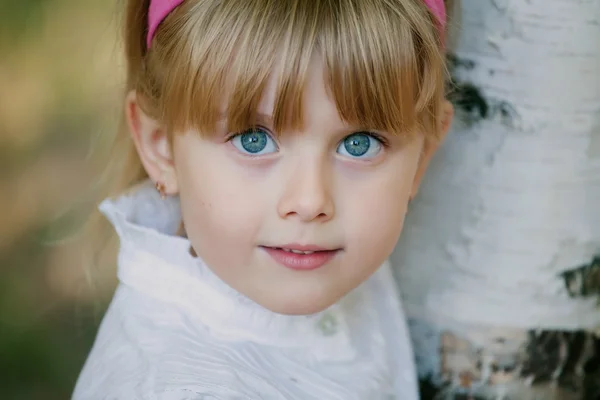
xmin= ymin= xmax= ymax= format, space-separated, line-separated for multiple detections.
xmin=423 ymin=0 xmax=447 ymax=37
xmin=147 ymin=0 xmax=185 ymax=48
xmin=147 ymin=0 xmax=446 ymax=49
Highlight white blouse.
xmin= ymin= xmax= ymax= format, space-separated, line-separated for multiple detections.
xmin=72 ymin=181 xmax=419 ymax=400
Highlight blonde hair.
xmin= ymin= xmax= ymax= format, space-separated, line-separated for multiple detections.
xmin=81 ymin=0 xmax=447 ymax=295
xmin=115 ymin=0 xmax=446 ymax=191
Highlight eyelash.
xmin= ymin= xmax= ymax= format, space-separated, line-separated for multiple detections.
xmin=225 ymin=125 xmax=271 ymax=142
xmin=226 ymin=127 xmax=390 ymax=151
xmin=361 ymin=132 xmax=389 ymax=148
xmin=224 ymin=126 xmax=273 ymax=159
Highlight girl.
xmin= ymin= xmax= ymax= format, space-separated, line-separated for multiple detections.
xmin=74 ymin=0 xmax=453 ymax=398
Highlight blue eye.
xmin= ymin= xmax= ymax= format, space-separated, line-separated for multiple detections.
xmin=337 ymin=133 xmax=382 ymax=159
xmin=231 ymin=127 xmax=278 ymax=155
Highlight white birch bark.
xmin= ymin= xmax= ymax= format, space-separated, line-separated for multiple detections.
xmin=391 ymin=0 xmax=600 ymax=398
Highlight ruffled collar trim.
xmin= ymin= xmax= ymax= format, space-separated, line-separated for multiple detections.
xmin=100 ymin=180 xmax=358 ymax=361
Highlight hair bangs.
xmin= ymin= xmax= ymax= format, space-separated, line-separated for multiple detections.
xmin=322 ymin=0 xmax=445 ymax=138
xmin=226 ymin=0 xmax=322 ymax=135
xmin=145 ymin=0 xmax=444 ymax=140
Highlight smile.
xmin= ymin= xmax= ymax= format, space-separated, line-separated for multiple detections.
xmin=276 ymin=248 xmax=317 ymax=255
xmin=260 ymin=245 xmax=341 ymax=271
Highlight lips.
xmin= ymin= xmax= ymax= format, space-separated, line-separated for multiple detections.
xmin=274 ymin=248 xmax=318 ymax=255
xmin=261 ymin=244 xmax=341 ymax=271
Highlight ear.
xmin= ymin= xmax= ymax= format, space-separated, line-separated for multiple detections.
xmin=410 ymin=99 xmax=454 ymax=199
xmin=125 ymin=91 xmax=179 ymax=195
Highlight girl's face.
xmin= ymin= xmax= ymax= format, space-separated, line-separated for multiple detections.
xmin=156 ymin=56 xmax=445 ymax=315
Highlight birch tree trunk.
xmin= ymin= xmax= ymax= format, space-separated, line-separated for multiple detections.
xmin=391 ymin=1 xmax=600 ymax=399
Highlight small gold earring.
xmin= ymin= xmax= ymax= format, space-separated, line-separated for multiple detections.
xmin=155 ymin=181 xmax=167 ymax=199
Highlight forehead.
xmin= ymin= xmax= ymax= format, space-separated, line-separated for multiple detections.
xmin=252 ymin=55 xmax=339 ymax=124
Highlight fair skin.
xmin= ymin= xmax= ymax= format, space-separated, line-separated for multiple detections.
xmin=126 ymin=55 xmax=453 ymax=315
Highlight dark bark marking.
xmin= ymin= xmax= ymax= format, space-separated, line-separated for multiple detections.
xmin=447 ymin=81 xmax=489 ymax=121
xmin=422 ymin=329 xmax=600 ymax=399
xmin=561 ymin=256 xmax=600 ymax=298
xmin=447 ymin=53 xmax=477 ymax=70
xmin=446 ymin=53 xmax=520 ymax=128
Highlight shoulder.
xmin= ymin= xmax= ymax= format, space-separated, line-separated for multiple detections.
xmin=73 ymin=371 xmax=282 ymax=400
xmin=73 ymin=387 xmax=246 ymax=400
xmin=73 ymin=287 xmax=287 ymax=400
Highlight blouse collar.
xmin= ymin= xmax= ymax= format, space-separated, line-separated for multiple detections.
xmin=100 ymin=180 xmax=358 ymax=361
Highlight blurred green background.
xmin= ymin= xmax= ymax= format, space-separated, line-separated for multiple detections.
xmin=1 ymin=1 xmax=124 ymax=398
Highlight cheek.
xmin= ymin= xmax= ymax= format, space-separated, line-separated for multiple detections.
xmin=173 ymin=136 xmax=266 ymax=246
xmin=341 ymin=154 xmax=418 ymax=258
xmin=344 ymin=177 xmax=409 ymax=250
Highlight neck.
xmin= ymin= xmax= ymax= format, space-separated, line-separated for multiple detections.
xmin=176 ymin=220 xmax=198 ymax=257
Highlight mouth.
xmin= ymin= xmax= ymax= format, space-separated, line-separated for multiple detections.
xmin=260 ymin=244 xmax=342 ymax=271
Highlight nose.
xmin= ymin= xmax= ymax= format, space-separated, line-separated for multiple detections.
xmin=277 ymin=159 xmax=335 ymax=223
